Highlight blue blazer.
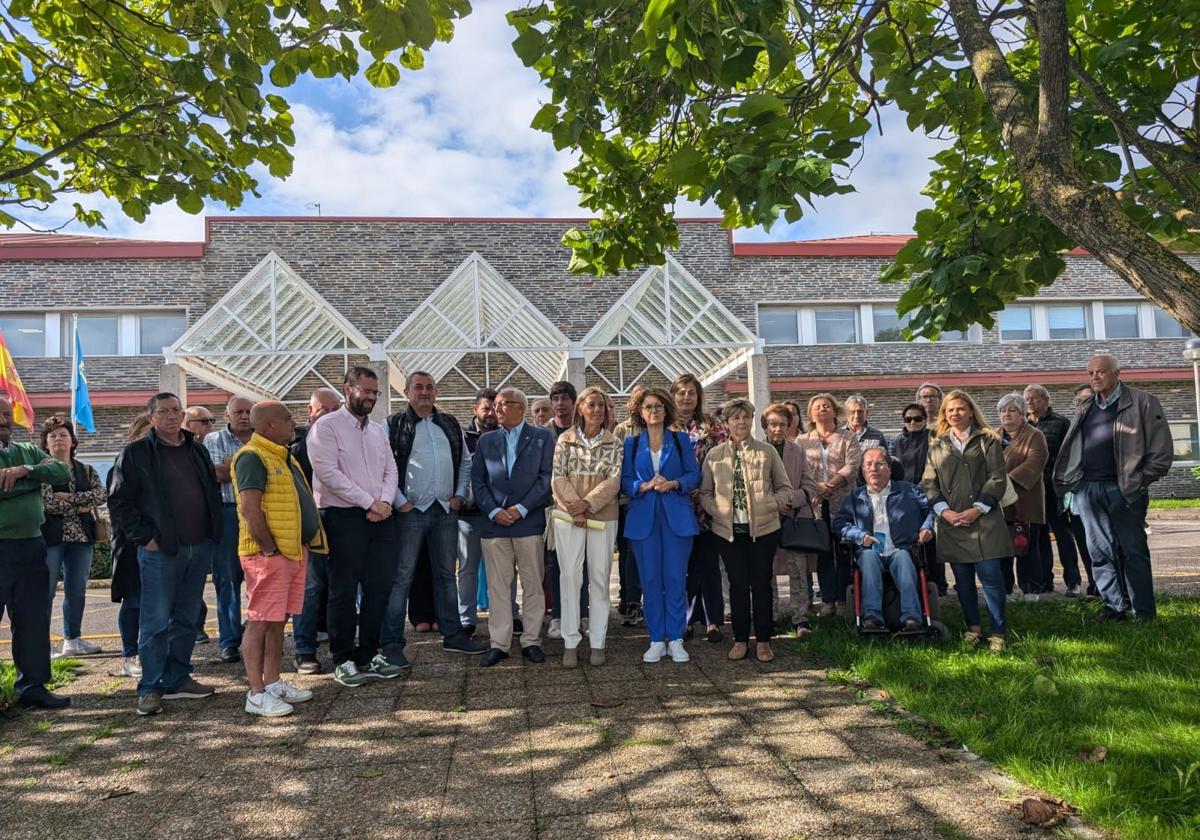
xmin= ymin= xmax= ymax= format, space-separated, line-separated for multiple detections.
xmin=621 ymin=430 xmax=700 ymax=540
xmin=833 ymin=480 xmax=935 ymax=553
xmin=470 ymin=423 xmax=555 ymax=540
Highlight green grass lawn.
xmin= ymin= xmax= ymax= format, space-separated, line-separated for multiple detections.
xmin=1148 ymin=498 xmax=1200 ymax=509
xmin=803 ymin=596 xmax=1200 ymax=840
xmin=0 ymin=659 xmax=81 ymax=709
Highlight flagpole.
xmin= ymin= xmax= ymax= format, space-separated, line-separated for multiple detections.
xmin=70 ymin=314 xmax=78 ymax=433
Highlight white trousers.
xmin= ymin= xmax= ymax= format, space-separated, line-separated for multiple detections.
xmin=552 ymin=519 xmax=617 ymax=650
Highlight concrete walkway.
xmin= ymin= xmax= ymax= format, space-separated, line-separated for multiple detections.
xmin=1 ymin=616 xmax=1051 ymax=840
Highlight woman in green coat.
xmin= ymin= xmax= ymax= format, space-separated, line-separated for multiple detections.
xmin=921 ymin=389 xmax=1013 ymax=651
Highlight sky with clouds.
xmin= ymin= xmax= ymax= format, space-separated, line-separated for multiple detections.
xmin=42 ymin=0 xmax=947 ymax=244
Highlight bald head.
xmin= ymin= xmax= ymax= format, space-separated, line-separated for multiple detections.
xmin=250 ymin=401 xmax=296 ymax=446
xmin=309 ymin=387 xmax=341 ymax=422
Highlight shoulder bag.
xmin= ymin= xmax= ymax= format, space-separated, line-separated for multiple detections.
xmin=779 ymin=490 xmax=831 ymax=553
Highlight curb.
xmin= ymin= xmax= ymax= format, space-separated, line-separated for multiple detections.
xmin=1146 ymin=509 xmax=1200 ymax=521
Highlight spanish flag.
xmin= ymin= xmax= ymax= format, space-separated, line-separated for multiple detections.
xmin=0 ymin=328 xmax=35 ymax=429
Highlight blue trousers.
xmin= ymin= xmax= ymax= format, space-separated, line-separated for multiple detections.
xmin=859 ymin=547 xmax=920 ymax=624
xmin=45 ymin=541 xmax=94 ymax=640
xmin=1076 ymin=480 xmax=1155 ymax=619
xmin=138 ymin=540 xmax=214 ymax=696
xmin=950 ymin=557 xmax=1007 ymax=637
xmin=631 ymin=518 xmax=691 ymax=643
xmin=212 ymin=504 xmax=244 ymax=652
xmin=291 ymin=550 xmax=328 ymax=655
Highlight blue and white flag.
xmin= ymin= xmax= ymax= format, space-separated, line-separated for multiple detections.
xmin=72 ymin=328 xmax=96 ymax=433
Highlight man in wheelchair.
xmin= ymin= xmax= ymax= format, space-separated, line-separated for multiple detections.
xmin=833 ymin=446 xmax=934 ymax=632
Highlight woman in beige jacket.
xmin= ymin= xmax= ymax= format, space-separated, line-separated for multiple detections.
xmin=762 ymin=403 xmax=818 ymax=636
xmin=700 ymin=399 xmax=793 ymax=662
xmin=551 ymin=387 xmax=623 ymax=668
xmin=795 ymin=393 xmax=861 ymax=617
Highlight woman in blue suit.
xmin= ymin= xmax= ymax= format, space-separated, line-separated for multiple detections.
xmin=621 ymin=386 xmax=700 ymax=663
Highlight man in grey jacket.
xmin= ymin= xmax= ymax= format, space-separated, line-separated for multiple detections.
xmin=1054 ymin=354 xmax=1173 ymax=621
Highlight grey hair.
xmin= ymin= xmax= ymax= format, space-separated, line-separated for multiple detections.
xmin=719 ymin=398 xmax=756 ymax=420
xmin=860 ymin=445 xmax=889 ymax=464
xmin=1022 ymin=384 xmax=1050 ymax=400
xmin=498 ymin=387 xmax=528 ymax=409
xmin=997 ymin=392 xmax=1027 ymax=415
xmin=915 ymin=382 xmax=943 ymax=400
xmin=844 ymin=394 xmax=867 ymax=411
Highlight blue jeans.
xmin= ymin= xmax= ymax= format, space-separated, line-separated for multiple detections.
xmin=381 ymin=506 xmax=466 ymax=660
xmin=458 ymin=516 xmax=516 ymax=624
xmin=858 ymin=547 xmax=920 ymax=624
xmin=291 ymin=550 xmax=328 ymax=655
xmin=212 ymin=504 xmax=245 ymax=652
xmin=137 ymin=540 xmax=215 ymax=696
xmin=45 ymin=541 xmax=94 ymax=639
xmin=950 ymin=558 xmax=1007 ymax=637
xmin=1076 ymin=480 xmax=1155 ymax=619
xmin=119 ymin=586 xmax=140 ymax=658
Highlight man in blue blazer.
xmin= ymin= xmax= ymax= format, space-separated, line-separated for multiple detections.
xmin=471 ymin=388 xmax=555 ymax=667
xmin=833 ymin=446 xmax=934 ymax=631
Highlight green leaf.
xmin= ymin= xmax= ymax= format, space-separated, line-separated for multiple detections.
xmin=738 ymin=93 xmax=786 ymax=121
xmin=177 ymin=191 xmax=204 ymax=214
xmin=364 ymin=60 xmax=400 ymax=88
xmin=662 ymin=146 xmax=707 ymax=187
xmin=530 ymin=103 xmax=559 ymax=132
xmin=1097 ymin=37 xmax=1139 ymax=65
xmin=512 ymin=27 xmax=546 ymax=67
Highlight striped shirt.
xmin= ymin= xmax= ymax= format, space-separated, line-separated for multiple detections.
xmin=204 ymin=425 xmax=246 ymax=504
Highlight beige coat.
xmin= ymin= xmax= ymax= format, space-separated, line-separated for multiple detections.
xmin=551 ymin=427 xmax=622 ymax=522
xmin=921 ymin=428 xmax=1014 ymax=564
xmin=1001 ymin=422 xmax=1048 ymax=525
xmin=699 ymin=438 xmax=793 ymax=542
xmin=795 ymin=428 xmax=861 ymax=516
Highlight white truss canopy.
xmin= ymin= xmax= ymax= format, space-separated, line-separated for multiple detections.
xmin=582 ymin=254 xmax=757 ymax=394
xmin=385 ymin=253 xmax=569 ymax=393
xmin=168 ymin=252 xmax=372 ymax=400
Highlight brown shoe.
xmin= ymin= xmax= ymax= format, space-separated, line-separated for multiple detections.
xmin=562 ymin=647 xmax=578 ymax=669
xmin=728 ymin=642 xmax=748 ymax=661
xmin=988 ymin=636 xmax=1006 ymax=652
xmin=589 ymin=648 xmax=605 ymax=666
xmin=756 ymin=643 xmax=774 ymax=662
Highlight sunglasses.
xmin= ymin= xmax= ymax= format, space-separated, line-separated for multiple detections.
xmin=903 ymin=416 xmax=925 ymax=423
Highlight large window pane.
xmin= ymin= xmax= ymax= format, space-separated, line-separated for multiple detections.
xmin=872 ymin=305 xmax=965 ymax=342
xmin=758 ymin=307 xmax=799 ymax=344
xmin=1047 ymin=305 xmax=1088 ymax=340
xmin=1103 ymin=304 xmax=1140 ymax=338
xmin=139 ymin=313 xmax=187 ymax=354
xmin=0 ymin=314 xmax=47 ymax=356
xmin=814 ymin=308 xmax=858 ymax=344
xmin=1152 ymin=305 xmax=1189 ymax=338
xmin=1170 ymin=422 xmax=1198 ymax=461
xmin=998 ymin=306 xmax=1032 ymax=340
xmin=63 ymin=314 xmax=118 ymax=355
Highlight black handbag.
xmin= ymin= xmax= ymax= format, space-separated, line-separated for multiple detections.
xmin=779 ymin=491 xmax=831 ymax=553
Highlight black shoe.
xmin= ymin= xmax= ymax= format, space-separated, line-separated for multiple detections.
xmin=521 ymin=645 xmax=546 ymax=664
xmin=480 ymin=649 xmax=509 ymax=668
xmin=900 ymin=618 xmax=923 ymax=633
xmin=624 ymin=604 xmax=643 ymax=627
xmin=295 ymin=653 xmax=323 ymax=675
xmin=862 ymin=617 xmax=885 ymax=631
xmin=1094 ymin=607 xmax=1128 ymax=622
xmin=705 ymin=626 xmax=723 ymax=643
xmin=512 ymin=618 xmax=524 ymax=634
xmin=443 ymin=635 xmax=488 ymax=655
xmin=219 ymin=647 xmax=241 ymax=663
xmin=17 ymin=688 xmax=70 ymax=710
xmin=683 ymin=625 xmax=695 ymax=641
xmin=462 ymin=623 xmax=477 ymax=639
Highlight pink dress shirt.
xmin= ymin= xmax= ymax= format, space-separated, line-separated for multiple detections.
xmin=306 ymin=407 xmax=398 ymax=510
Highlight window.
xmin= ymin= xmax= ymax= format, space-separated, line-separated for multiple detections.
xmin=871 ymin=306 xmax=965 ymax=342
xmin=758 ymin=307 xmax=799 ymax=345
xmin=999 ymin=306 xmax=1033 ymax=340
xmin=814 ymin=308 xmax=858 ymax=344
xmin=1152 ymin=305 xmax=1189 ymax=338
xmin=1103 ymin=304 xmax=1140 ymax=338
xmin=138 ymin=313 xmax=187 ymax=355
xmin=1170 ymin=422 xmax=1198 ymax=462
xmin=1047 ymin=304 xmax=1089 ymax=340
xmin=0 ymin=314 xmax=48 ymax=356
xmin=63 ymin=314 xmax=118 ymax=356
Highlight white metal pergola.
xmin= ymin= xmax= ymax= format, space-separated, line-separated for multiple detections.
xmin=384 ymin=252 xmax=570 ymax=396
xmin=580 ymin=253 xmax=758 ymax=395
xmin=166 ymin=252 xmax=374 ymax=401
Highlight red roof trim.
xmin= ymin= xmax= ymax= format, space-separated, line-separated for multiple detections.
xmin=202 ymin=215 xmax=725 ymax=225
xmin=721 ymin=367 xmax=1190 ymax=392
xmin=732 ymin=237 xmax=1094 ymax=258
xmin=30 ymin=388 xmax=231 ymax=408
xmin=0 ymin=241 xmax=204 ymax=261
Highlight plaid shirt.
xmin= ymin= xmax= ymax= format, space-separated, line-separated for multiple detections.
xmin=204 ymin=425 xmax=244 ymax=504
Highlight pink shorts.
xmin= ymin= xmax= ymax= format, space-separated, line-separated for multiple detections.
xmin=241 ymin=549 xmax=307 ymax=622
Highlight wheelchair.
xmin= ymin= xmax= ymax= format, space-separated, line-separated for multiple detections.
xmin=843 ymin=541 xmax=950 ymax=641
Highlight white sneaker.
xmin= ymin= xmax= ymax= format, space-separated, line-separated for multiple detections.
xmin=61 ymin=637 xmax=101 ymax=656
xmin=266 ymin=679 xmax=313 ymax=704
xmin=245 ymin=690 xmax=294 ymax=717
xmin=643 ymin=642 xmax=667 ymax=663
xmin=548 ymin=618 xmax=562 ymax=640
xmin=1022 ymin=592 xmax=1040 ymax=602
xmin=121 ymin=656 xmax=142 ymax=677
xmin=668 ymin=639 xmax=689 ymax=663
xmin=1006 ymin=593 xmax=1020 ymax=604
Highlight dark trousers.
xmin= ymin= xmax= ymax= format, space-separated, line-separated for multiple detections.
xmin=1076 ymin=481 xmax=1155 ymax=619
xmin=720 ymin=530 xmax=780 ymax=644
xmin=924 ymin=536 xmax=947 ymax=594
xmin=408 ymin=546 xmax=435 ymax=626
xmin=816 ymin=501 xmax=851 ymax=604
xmin=1068 ymin=512 xmax=1098 ymax=594
xmin=0 ymin=537 xmax=52 ymax=696
xmin=212 ymin=503 xmax=245 ymax=652
xmin=617 ymin=506 xmax=642 ymax=610
xmin=686 ymin=531 xmax=724 ymax=627
xmin=291 ymin=550 xmax=328 ymax=655
xmin=119 ymin=585 xmax=141 ymax=658
xmin=323 ymin=507 xmax=398 ymax=666
xmin=1003 ymin=524 xmax=1046 ymax=594
xmin=382 ymin=506 xmax=468 ymax=660
xmin=1039 ymin=484 xmax=1082 ymax=590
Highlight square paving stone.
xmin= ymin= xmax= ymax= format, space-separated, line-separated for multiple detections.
xmin=440 ymin=776 xmax=533 ymax=823
xmin=605 ymin=743 xmax=702 ymax=776
xmin=534 ymin=769 xmax=629 ymax=816
xmin=789 ymin=757 xmax=900 ymax=795
xmin=723 ymin=796 xmax=827 ymax=838
xmin=630 ymin=804 xmax=743 ymax=839
xmin=704 ymin=761 xmax=806 ymax=802
xmin=437 ymin=820 xmax=534 ymax=840
xmin=537 ymin=808 xmax=638 ymax=840
xmin=622 ymin=767 xmax=713 ymax=808
xmin=761 ymin=730 xmax=859 ymax=761
xmin=690 ymin=735 xmax=781 ymax=768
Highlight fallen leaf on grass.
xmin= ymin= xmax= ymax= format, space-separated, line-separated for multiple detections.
xmin=589 ymin=700 xmax=624 ymax=708
xmin=1020 ymin=796 xmax=1073 ymax=828
xmin=1032 ymin=674 xmax=1058 ymax=696
xmin=1075 ymin=746 xmax=1108 ymax=763
xmin=360 ymin=769 xmax=383 ymax=779
xmin=101 ymin=787 xmax=134 ymax=800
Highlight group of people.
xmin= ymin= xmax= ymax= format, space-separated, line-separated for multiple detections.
xmin=0 ymin=351 xmax=1172 ymax=713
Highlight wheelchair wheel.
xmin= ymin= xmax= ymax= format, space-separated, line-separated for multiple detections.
xmin=928 ymin=620 xmax=952 ymax=642
xmin=844 ymin=585 xmax=857 ymax=628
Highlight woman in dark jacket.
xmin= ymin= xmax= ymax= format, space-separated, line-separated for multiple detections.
xmin=109 ymin=413 xmax=151 ymax=677
xmin=40 ymin=415 xmax=106 ymax=659
xmin=997 ymin=393 xmax=1048 ymax=599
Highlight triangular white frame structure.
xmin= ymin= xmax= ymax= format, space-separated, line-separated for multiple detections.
xmin=167 ymin=252 xmax=373 ymax=401
xmin=581 ymin=254 xmax=757 ymax=394
xmin=384 ymin=253 xmax=569 ymax=393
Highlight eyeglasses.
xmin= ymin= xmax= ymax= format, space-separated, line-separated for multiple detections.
xmin=642 ymin=403 xmax=666 ymax=413
xmin=351 ymin=387 xmax=381 ymax=397
xmin=192 ymin=418 xmax=215 ymax=425
xmin=903 ymin=416 xmax=925 ymax=423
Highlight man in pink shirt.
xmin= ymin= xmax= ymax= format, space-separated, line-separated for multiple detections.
xmin=306 ymin=366 xmax=400 ymax=687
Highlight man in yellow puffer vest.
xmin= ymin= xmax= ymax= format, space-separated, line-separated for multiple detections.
xmin=232 ymin=401 xmax=328 ymax=717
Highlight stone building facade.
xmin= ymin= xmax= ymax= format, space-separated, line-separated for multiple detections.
xmin=1 ymin=219 xmax=1197 ymax=496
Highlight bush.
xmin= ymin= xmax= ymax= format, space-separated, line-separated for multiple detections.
xmin=90 ymin=541 xmax=112 ymax=579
